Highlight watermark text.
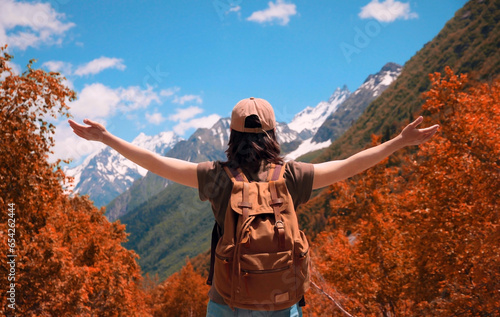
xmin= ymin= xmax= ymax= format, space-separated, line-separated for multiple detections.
xmin=6 ymin=202 xmax=17 ymax=310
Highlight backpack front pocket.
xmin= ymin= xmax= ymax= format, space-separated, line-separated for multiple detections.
xmin=236 ymin=250 xmax=294 ymax=305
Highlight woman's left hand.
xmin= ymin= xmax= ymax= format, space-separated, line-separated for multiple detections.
xmin=399 ymin=116 xmax=439 ymax=146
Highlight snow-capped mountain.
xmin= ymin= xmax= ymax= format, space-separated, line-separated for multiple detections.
xmin=312 ymin=62 xmax=402 ymax=144
xmin=276 ymin=122 xmax=300 ymax=143
xmin=288 ymin=86 xmax=351 ymax=138
xmin=355 ymin=62 xmax=401 ymax=98
xmin=283 ymin=86 xmax=350 ymax=160
xmin=285 ymin=62 xmax=402 ymax=160
xmin=65 ymin=131 xmax=182 ymax=208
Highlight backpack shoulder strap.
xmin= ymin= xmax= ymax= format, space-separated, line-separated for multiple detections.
xmin=223 ymin=165 xmax=248 ymax=182
xmin=223 ymin=165 xmax=251 ymax=221
xmin=266 ymin=162 xmax=286 ymax=181
xmin=268 ymin=162 xmax=287 ymax=250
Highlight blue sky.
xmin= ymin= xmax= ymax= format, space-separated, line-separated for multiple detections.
xmin=1 ymin=0 xmax=467 ymax=165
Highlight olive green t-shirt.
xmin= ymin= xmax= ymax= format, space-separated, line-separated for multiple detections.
xmin=197 ymin=160 xmax=315 ymax=305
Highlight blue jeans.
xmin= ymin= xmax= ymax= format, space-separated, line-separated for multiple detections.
xmin=206 ymin=300 xmax=303 ymax=317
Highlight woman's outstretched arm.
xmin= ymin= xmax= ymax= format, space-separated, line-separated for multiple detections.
xmin=69 ymin=119 xmax=198 ymax=188
xmin=312 ymin=116 xmax=439 ymax=189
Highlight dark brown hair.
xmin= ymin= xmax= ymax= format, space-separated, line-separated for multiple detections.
xmin=225 ymin=115 xmax=283 ymax=171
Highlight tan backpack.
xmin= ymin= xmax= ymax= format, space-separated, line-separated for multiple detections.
xmin=209 ymin=163 xmax=310 ymax=311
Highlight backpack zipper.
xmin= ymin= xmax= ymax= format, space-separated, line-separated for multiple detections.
xmin=299 ymin=249 xmax=309 ymax=258
xmin=241 ymin=265 xmax=291 ymax=274
xmin=215 ymin=253 xmax=231 ymax=262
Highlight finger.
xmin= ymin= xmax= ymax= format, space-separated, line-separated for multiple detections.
xmin=419 ymin=124 xmax=440 ymax=133
xmin=83 ymin=118 xmax=106 ymax=131
xmin=68 ymin=120 xmax=88 ymax=134
xmin=421 ymin=128 xmax=438 ymax=141
xmin=68 ymin=119 xmax=84 ymax=129
xmin=83 ymin=118 xmax=98 ymax=126
xmin=410 ymin=116 xmax=423 ymax=128
xmin=70 ymin=125 xmax=89 ymax=140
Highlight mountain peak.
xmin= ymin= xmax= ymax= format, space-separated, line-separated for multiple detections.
xmin=360 ymin=62 xmax=402 ymax=97
xmin=380 ymin=62 xmax=402 ymax=73
xmin=288 ymin=87 xmax=351 ymax=136
xmin=328 ymin=85 xmax=350 ymax=103
xmin=310 ymin=62 xmax=402 ymax=146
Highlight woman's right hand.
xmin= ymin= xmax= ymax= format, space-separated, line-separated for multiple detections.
xmin=68 ymin=118 xmax=108 ymax=143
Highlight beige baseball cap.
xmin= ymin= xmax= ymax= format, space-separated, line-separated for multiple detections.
xmin=230 ymin=97 xmax=276 ymax=133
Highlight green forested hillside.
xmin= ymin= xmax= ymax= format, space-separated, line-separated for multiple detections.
xmin=119 ymin=183 xmax=213 ymax=280
xmin=311 ymin=0 xmax=500 ymax=164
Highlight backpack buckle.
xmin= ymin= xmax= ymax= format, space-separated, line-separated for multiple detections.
xmin=275 ymin=220 xmax=286 ymax=249
xmin=275 ymin=220 xmax=284 ymax=229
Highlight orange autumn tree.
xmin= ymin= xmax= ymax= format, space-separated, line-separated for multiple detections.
xmin=305 ymin=144 xmax=415 ymax=316
xmin=305 ymin=67 xmax=499 ymax=316
xmin=404 ymin=67 xmax=500 ymax=315
xmin=147 ymin=260 xmax=209 ymax=317
xmin=0 ymin=46 xmax=150 ymax=316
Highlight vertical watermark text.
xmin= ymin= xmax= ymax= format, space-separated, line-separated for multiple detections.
xmin=6 ymin=202 xmax=17 ymax=310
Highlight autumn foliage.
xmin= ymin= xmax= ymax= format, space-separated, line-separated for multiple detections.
xmin=303 ymin=67 xmax=500 ymax=316
xmin=147 ymin=260 xmax=209 ymax=317
xmin=2 ymin=42 xmax=498 ymax=316
xmin=0 ymin=46 xmax=213 ymax=316
xmin=0 ymin=46 xmax=151 ymax=315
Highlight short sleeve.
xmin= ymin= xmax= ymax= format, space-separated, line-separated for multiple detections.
xmin=197 ymin=161 xmax=232 ymax=226
xmin=197 ymin=161 xmax=216 ymax=202
xmin=284 ymin=161 xmax=314 ymax=208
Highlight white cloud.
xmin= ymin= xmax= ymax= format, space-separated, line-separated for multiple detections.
xmin=0 ymin=0 xmax=75 ymax=50
xmin=42 ymin=57 xmax=125 ymax=88
xmin=146 ymin=112 xmax=166 ymax=125
xmin=173 ymin=114 xmax=221 ymax=136
xmin=69 ymin=83 xmax=121 ymax=120
xmin=168 ymin=106 xmax=204 ymax=122
xmin=42 ymin=60 xmax=73 ymax=74
xmin=247 ymin=0 xmax=297 ymax=26
xmin=68 ymin=83 xmax=160 ymax=120
xmin=118 ymin=85 xmax=160 ymax=111
xmin=359 ymin=0 xmax=418 ymax=23
xmin=74 ymin=57 xmax=126 ymax=76
xmin=160 ymin=86 xmax=181 ymax=97
xmin=173 ymin=94 xmax=203 ymax=105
